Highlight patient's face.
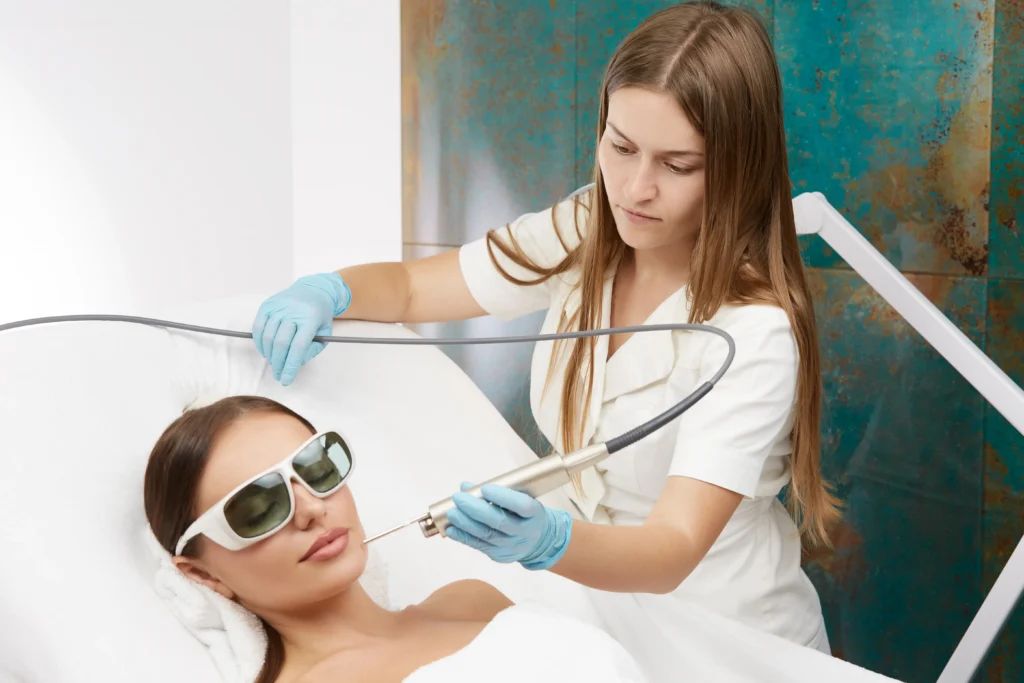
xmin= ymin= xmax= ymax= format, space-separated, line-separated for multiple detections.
xmin=178 ymin=412 xmax=368 ymax=613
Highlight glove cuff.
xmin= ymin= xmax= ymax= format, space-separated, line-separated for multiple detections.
xmin=306 ymin=272 xmax=352 ymax=316
xmin=520 ymin=509 xmax=573 ymax=572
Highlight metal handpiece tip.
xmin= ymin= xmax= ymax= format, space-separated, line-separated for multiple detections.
xmin=362 ymin=515 xmax=428 ymax=545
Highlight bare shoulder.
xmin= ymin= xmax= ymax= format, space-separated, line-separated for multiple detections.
xmin=416 ymin=579 xmax=514 ymax=622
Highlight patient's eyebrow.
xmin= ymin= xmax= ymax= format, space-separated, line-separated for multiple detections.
xmin=606 ymin=121 xmax=703 ymax=158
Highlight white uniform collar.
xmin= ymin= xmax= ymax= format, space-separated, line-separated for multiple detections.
xmin=602 ymin=285 xmax=689 ymax=402
xmin=530 ymin=263 xmax=691 ymax=521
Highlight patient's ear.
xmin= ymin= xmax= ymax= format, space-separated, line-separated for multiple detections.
xmin=172 ymin=556 xmax=236 ymax=600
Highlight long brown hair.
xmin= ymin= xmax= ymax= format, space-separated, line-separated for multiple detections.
xmin=144 ymin=396 xmax=316 ymax=683
xmin=484 ymin=1 xmax=840 ymax=546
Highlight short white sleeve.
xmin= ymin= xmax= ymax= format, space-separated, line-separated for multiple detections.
xmin=458 ymin=192 xmax=590 ymax=321
xmin=668 ymin=305 xmax=799 ymax=498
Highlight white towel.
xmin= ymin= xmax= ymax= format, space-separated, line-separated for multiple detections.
xmin=145 ymin=527 xmax=391 ymax=683
xmin=586 ymin=590 xmax=901 ymax=683
xmin=404 ymin=602 xmax=650 ymax=683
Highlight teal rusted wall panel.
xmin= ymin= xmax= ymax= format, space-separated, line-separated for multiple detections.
xmin=990 ymin=0 xmax=1024 ymax=278
xmin=402 ymin=0 xmax=576 ymax=249
xmin=980 ymin=278 xmax=1024 ymax=682
xmin=778 ymin=0 xmax=993 ymax=277
xmin=803 ymin=268 xmax=986 ymax=682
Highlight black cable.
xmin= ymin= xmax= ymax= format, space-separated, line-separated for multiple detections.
xmin=0 ymin=313 xmax=735 ymax=453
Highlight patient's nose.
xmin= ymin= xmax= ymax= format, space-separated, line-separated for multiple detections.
xmin=291 ymin=481 xmax=327 ymax=528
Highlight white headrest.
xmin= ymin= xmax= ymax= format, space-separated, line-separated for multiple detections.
xmin=0 ymin=295 xmax=594 ymax=683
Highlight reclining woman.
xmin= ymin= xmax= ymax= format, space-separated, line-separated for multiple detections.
xmin=144 ymin=395 xmax=648 ymax=683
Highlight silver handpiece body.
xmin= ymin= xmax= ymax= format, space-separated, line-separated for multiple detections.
xmin=418 ymin=443 xmax=610 ymax=538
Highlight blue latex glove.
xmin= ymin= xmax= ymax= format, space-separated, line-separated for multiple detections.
xmin=251 ymin=273 xmax=352 ymax=386
xmin=445 ymin=483 xmax=573 ymax=571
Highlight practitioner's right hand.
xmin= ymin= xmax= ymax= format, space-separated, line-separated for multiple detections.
xmin=252 ymin=272 xmax=352 ymax=386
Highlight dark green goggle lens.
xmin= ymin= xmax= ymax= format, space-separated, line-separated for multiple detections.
xmin=224 ymin=473 xmax=291 ymax=539
xmin=293 ymin=432 xmax=352 ymax=493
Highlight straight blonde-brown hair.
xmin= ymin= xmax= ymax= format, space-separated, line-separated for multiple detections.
xmin=484 ymin=1 xmax=840 ymax=547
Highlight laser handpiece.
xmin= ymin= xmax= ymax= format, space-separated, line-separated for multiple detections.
xmin=364 ymin=376 xmax=721 ymax=544
xmin=363 ymin=442 xmax=613 ymax=543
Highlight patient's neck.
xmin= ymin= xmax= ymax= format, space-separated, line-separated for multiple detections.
xmin=260 ymin=582 xmax=401 ymax=668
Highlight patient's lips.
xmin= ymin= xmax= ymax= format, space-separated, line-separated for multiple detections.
xmin=301 ymin=527 xmax=349 ymax=562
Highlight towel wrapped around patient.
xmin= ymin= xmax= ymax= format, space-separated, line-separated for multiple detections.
xmin=404 ymin=602 xmax=650 ymax=683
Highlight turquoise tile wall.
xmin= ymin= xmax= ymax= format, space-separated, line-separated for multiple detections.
xmin=982 ymin=278 xmax=1024 ymax=681
xmin=779 ymin=0 xmax=993 ymax=276
xmin=402 ymin=2 xmax=1024 ymax=681
xmin=401 ymin=0 xmax=576 ymax=249
xmin=803 ymin=270 xmax=986 ymax=680
xmin=990 ymin=1 xmax=1024 ymax=278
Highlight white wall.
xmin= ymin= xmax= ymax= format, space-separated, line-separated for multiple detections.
xmin=0 ymin=0 xmax=402 ymax=325
xmin=290 ymin=0 xmax=403 ymax=275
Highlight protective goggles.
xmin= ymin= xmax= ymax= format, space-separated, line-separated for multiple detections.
xmin=174 ymin=430 xmax=354 ymax=555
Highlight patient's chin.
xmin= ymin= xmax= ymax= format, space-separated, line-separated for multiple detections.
xmin=233 ymin=548 xmax=368 ymax=615
xmin=216 ymin=526 xmax=371 ymax=614
xmin=294 ymin=535 xmax=368 ymax=598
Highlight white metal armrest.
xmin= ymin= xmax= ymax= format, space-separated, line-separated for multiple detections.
xmin=793 ymin=192 xmax=1024 ymax=683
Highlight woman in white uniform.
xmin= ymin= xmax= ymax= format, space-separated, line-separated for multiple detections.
xmin=251 ymin=0 xmax=839 ymax=658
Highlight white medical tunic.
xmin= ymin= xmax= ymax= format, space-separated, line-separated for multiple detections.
xmin=458 ymin=191 xmax=830 ymax=654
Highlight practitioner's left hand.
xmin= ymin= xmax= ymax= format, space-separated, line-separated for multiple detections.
xmin=445 ymin=483 xmax=573 ymax=571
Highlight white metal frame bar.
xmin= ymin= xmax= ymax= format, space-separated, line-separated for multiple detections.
xmin=793 ymin=192 xmax=1024 ymax=683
